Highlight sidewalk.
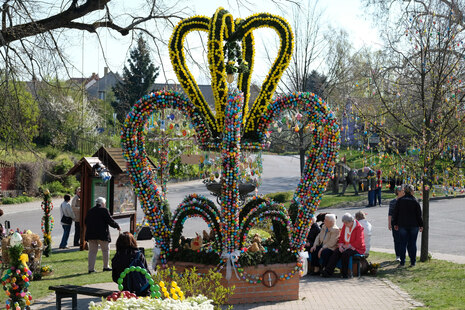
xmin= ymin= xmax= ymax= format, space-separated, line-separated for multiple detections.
xmin=30 ymin=274 xmax=422 ymax=310
xmin=29 ymin=241 xmax=425 ymax=310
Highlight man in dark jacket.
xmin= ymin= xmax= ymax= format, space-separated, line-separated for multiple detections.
xmin=392 ymin=184 xmax=423 ymax=267
xmin=388 ymin=186 xmax=404 ymax=262
xmin=85 ymin=197 xmax=121 ymax=273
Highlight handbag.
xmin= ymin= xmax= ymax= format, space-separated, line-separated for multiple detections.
xmin=61 ymin=215 xmax=72 ymax=225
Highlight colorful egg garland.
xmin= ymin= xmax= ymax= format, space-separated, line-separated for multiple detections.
xmin=117 ymin=266 xmax=159 ymax=298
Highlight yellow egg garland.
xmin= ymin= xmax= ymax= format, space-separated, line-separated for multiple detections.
xmin=169 ymin=8 xmax=293 ymax=145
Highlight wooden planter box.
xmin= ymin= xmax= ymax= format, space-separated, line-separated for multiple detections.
xmin=166 ymin=261 xmax=299 ymax=304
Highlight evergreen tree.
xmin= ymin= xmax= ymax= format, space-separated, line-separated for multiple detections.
xmin=112 ymin=35 xmax=159 ymax=121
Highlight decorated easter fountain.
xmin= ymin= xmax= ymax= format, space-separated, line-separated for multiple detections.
xmin=121 ymin=7 xmax=340 ymax=304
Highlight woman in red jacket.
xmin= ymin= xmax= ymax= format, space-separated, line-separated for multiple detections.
xmin=322 ymin=213 xmax=366 ymax=278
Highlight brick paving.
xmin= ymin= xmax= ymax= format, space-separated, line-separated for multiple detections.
xmin=31 ymin=274 xmax=422 ymax=309
xmin=230 ymin=275 xmax=421 ymax=310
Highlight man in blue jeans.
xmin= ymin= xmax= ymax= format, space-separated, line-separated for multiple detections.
xmin=392 ymin=184 xmax=424 ymax=267
xmin=388 ymin=186 xmax=404 ymax=261
xmin=59 ymin=194 xmax=75 ymax=249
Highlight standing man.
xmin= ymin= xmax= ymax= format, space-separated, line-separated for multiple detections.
xmin=388 ymin=185 xmax=404 ymax=262
xmin=392 ymin=184 xmax=423 ymax=267
xmin=367 ymin=168 xmax=376 ymax=207
xmin=71 ymin=187 xmax=81 ymax=247
xmin=85 ymin=197 xmax=121 ymax=273
xmin=59 ymin=194 xmax=75 ymax=249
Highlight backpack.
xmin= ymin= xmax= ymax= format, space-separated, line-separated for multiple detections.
xmin=126 ymin=250 xmax=150 ymax=296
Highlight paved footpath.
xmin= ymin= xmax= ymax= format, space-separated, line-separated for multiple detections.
xmin=31 ymin=273 xmax=422 ymax=310
xmin=30 ymin=239 xmax=425 ymax=310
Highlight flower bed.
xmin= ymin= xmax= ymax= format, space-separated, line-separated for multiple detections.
xmin=88 ymin=295 xmax=214 ymax=310
xmin=165 ymin=261 xmax=299 ymax=304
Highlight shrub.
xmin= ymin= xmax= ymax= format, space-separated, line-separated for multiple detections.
xmin=153 ymin=266 xmax=234 ymax=310
xmin=1 ymin=196 xmax=35 ymax=205
xmin=52 ymin=156 xmax=74 ymax=175
xmin=44 ymin=147 xmax=60 ymax=159
xmin=62 ymin=175 xmax=79 ymax=189
xmin=43 ymin=181 xmax=67 ymax=196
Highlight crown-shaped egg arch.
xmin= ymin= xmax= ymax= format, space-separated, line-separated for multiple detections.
xmin=122 ymin=7 xmax=340 ymax=267
xmin=169 ymin=7 xmax=293 ymax=146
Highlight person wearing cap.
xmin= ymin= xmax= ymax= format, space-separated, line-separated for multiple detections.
xmin=85 ymin=197 xmax=121 ymax=273
xmin=322 ymin=213 xmax=366 ymax=278
xmin=355 ymin=210 xmax=372 ymax=256
xmin=309 ymin=214 xmax=340 ymax=275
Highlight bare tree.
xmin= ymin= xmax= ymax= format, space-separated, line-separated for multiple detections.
xmin=0 ymin=0 xmax=187 ymax=152
xmin=355 ymin=0 xmax=465 ymax=261
xmin=266 ymin=0 xmax=355 ymax=174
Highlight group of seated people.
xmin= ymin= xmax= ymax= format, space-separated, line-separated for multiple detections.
xmin=305 ymin=211 xmax=371 ymax=278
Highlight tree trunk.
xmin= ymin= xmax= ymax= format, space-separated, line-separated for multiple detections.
xmin=420 ymin=181 xmax=430 ymax=262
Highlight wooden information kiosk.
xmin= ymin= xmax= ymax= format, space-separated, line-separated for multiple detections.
xmin=67 ymin=147 xmax=141 ymax=250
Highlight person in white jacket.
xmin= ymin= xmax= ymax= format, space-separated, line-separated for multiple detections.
xmin=355 ymin=210 xmax=372 ymax=256
xmin=59 ymin=194 xmax=75 ymax=249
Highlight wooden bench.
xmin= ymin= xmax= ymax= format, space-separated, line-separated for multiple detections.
xmin=310 ymin=253 xmax=366 ymax=277
xmin=49 ymin=285 xmax=115 ymax=310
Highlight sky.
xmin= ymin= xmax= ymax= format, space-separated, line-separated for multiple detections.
xmin=66 ymin=0 xmax=381 ymax=84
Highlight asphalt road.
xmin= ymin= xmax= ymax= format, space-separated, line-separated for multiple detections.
xmin=1 ymin=155 xmax=463 ymax=258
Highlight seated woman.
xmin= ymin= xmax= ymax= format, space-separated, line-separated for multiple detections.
xmin=304 ymin=216 xmax=321 ymax=253
xmin=322 ymin=213 xmax=365 ymax=278
xmin=111 ymin=232 xmax=151 ymax=296
xmin=309 ymin=214 xmax=340 ymax=275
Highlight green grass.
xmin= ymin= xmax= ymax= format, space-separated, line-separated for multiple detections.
xmin=264 ymin=188 xmax=396 ymax=209
xmin=369 ymin=251 xmax=465 ymax=309
xmin=0 ymin=249 xmax=153 ymax=306
xmin=249 ymin=228 xmax=271 ymax=240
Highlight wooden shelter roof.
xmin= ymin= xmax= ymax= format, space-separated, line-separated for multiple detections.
xmin=67 ymin=146 xmax=156 ymax=176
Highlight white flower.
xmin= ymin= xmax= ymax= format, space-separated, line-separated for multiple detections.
xmin=88 ymin=295 xmax=214 ymax=310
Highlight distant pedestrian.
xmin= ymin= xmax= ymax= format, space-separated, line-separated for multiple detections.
xmin=367 ymin=168 xmax=376 ymax=207
xmin=355 ymin=210 xmax=372 ymax=256
xmin=374 ymin=169 xmax=382 ymax=205
xmin=392 ymin=184 xmax=423 ymax=267
xmin=85 ymin=197 xmax=121 ymax=273
xmin=59 ymin=194 xmax=75 ymax=249
xmin=71 ymin=187 xmax=81 ymax=247
xmin=388 ymin=186 xmax=404 ymax=261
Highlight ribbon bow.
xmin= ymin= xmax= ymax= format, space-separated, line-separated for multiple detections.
xmin=221 ymin=250 xmax=241 ymax=281
xmin=152 ymin=246 xmax=162 ymax=270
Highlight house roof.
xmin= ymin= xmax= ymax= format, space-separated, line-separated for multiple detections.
xmin=92 ymin=147 xmax=127 ymax=175
xmin=86 ymin=71 xmax=121 ymax=99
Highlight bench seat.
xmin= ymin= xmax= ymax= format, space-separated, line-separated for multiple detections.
xmin=49 ymin=285 xmax=115 ymax=310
